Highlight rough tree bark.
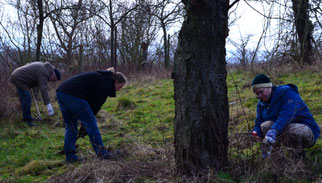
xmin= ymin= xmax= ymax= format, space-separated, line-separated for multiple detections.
xmin=173 ymin=0 xmax=229 ymax=175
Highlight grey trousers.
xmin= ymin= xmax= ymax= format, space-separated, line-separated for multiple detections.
xmin=260 ymin=121 xmax=315 ymax=149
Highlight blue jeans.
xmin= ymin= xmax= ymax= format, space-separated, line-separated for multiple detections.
xmin=17 ymin=88 xmax=32 ymax=121
xmin=56 ymin=92 xmax=109 ymax=161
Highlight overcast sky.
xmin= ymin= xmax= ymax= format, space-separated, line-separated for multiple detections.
xmin=228 ymin=2 xmax=266 ymax=46
xmin=1 ymin=0 xmax=275 ymax=60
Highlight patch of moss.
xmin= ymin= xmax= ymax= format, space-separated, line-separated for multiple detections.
xmin=17 ymin=160 xmax=63 ymax=176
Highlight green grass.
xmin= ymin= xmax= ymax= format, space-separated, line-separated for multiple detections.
xmin=0 ymin=121 xmax=67 ymax=182
xmin=102 ymin=79 xmax=175 ymax=147
xmin=0 ymin=70 xmax=321 ymax=182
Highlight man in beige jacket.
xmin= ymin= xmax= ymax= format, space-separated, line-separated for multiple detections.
xmin=10 ymin=61 xmax=61 ymax=127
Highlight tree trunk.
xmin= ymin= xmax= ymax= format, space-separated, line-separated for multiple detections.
xmin=114 ymin=26 xmax=117 ymax=70
xmin=173 ymin=0 xmax=229 ymax=175
xmin=162 ymin=23 xmax=169 ymax=68
xmin=36 ymin=0 xmax=44 ymax=61
xmin=292 ymin=0 xmax=313 ymax=65
xmin=167 ymin=34 xmax=170 ymax=67
xmin=110 ymin=25 xmax=115 ymax=68
xmin=109 ymin=0 xmax=116 ymax=68
xmin=141 ymin=42 xmax=148 ymax=70
xmin=79 ymin=45 xmax=84 ymax=72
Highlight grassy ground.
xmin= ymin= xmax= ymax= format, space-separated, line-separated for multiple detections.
xmin=0 ymin=70 xmax=321 ymax=182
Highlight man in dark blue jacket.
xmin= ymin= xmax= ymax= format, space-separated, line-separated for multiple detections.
xmin=56 ymin=69 xmax=127 ymax=162
xmin=251 ymin=74 xmax=320 ymax=158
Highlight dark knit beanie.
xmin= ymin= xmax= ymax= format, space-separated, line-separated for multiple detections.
xmin=54 ymin=69 xmax=61 ymax=80
xmin=251 ymin=74 xmax=272 ymax=92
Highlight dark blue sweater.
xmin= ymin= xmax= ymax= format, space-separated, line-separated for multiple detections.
xmin=56 ymin=71 xmax=116 ymax=115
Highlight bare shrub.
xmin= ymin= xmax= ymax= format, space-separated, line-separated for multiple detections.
xmin=0 ymin=64 xmax=18 ymax=121
xmin=119 ymin=64 xmax=172 ymax=84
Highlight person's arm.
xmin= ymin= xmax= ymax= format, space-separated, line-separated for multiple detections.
xmin=252 ymin=102 xmax=264 ymax=138
xmin=271 ymin=90 xmax=302 ymax=132
xmin=38 ymin=72 xmax=54 ymax=116
xmin=38 ymin=77 xmax=50 ymax=105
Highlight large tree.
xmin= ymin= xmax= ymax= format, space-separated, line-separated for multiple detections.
xmin=173 ymin=0 xmax=229 ymax=175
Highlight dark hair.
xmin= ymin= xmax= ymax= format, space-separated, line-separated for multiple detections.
xmin=113 ymin=72 xmax=127 ymax=84
xmin=54 ymin=69 xmax=61 ymax=80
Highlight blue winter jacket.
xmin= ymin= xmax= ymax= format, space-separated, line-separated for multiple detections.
xmin=252 ymin=84 xmax=320 ymax=145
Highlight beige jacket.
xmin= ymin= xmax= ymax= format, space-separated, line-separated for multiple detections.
xmin=10 ymin=61 xmax=55 ymax=105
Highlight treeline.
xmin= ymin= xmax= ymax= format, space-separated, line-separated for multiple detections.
xmin=0 ymin=0 xmax=183 ymax=71
xmin=0 ymin=0 xmax=321 ymax=72
xmin=227 ymin=0 xmax=321 ymax=72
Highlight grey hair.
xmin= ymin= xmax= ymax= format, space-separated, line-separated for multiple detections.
xmin=106 ymin=67 xmax=127 ymax=85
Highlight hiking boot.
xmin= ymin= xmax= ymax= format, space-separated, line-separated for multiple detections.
xmin=66 ymin=154 xmax=86 ymax=163
xmin=58 ymin=144 xmax=80 ymax=155
xmin=24 ymin=120 xmax=34 ymax=127
xmin=23 ymin=118 xmax=35 ymax=127
xmin=100 ymin=150 xmax=120 ymax=161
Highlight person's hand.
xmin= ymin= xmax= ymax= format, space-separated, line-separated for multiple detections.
xmin=261 ymin=143 xmax=272 ymax=159
xmin=46 ymin=103 xmax=54 ymax=116
xmin=263 ymin=129 xmax=278 ymax=145
xmin=251 ymin=131 xmax=262 ymax=142
xmin=78 ymin=125 xmax=87 ymax=138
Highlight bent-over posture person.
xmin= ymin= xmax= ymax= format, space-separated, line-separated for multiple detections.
xmin=56 ymin=68 xmax=126 ymax=162
xmin=10 ymin=61 xmax=61 ymax=127
xmin=250 ymin=74 xmax=320 ymax=158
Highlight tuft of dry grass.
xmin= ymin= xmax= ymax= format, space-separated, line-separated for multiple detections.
xmin=47 ymin=142 xmax=237 ymax=183
xmin=17 ymin=160 xmax=64 ymax=176
xmin=47 ymin=142 xmax=176 ymax=183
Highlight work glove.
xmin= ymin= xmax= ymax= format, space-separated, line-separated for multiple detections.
xmin=46 ymin=103 xmax=54 ymax=116
xmin=263 ymin=129 xmax=278 ymax=145
xmin=251 ymin=131 xmax=262 ymax=142
xmin=77 ymin=125 xmax=87 ymax=138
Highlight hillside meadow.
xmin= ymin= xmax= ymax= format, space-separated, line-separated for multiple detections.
xmin=0 ymin=70 xmax=321 ymax=182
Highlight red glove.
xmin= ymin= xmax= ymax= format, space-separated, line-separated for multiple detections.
xmin=251 ymin=131 xmax=262 ymax=142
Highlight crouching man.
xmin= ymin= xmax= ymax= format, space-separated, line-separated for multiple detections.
xmin=250 ymin=74 xmax=320 ymax=159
